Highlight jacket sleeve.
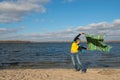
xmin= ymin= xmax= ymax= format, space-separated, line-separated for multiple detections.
xmin=73 ymin=34 xmax=81 ymax=41
xmin=81 ymin=46 xmax=87 ymax=50
xmin=78 ymin=46 xmax=87 ymax=50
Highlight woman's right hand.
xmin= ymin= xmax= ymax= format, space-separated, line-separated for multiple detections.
xmin=80 ymin=32 xmax=85 ymax=35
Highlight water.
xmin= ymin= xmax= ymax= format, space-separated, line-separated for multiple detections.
xmin=0 ymin=42 xmax=120 ymax=68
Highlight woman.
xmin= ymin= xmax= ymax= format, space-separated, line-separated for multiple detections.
xmin=71 ymin=33 xmax=87 ymax=72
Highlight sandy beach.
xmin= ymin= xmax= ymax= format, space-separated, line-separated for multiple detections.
xmin=0 ymin=68 xmax=120 ymax=80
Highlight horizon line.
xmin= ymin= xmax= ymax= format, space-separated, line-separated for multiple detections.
xmin=0 ymin=40 xmax=120 ymax=43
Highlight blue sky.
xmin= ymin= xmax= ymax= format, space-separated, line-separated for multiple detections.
xmin=0 ymin=0 xmax=120 ymax=42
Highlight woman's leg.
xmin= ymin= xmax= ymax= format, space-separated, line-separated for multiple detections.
xmin=71 ymin=54 xmax=79 ymax=71
xmin=76 ymin=53 xmax=86 ymax=72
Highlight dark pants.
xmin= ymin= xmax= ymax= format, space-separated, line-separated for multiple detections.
xmin=71 ymin=53 xmax=86 ymax=72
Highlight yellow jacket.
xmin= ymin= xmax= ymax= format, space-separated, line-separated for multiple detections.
xmin=71 ymin=42 xmax=79 ymax=53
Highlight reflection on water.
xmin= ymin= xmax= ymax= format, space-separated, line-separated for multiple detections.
xmin=0 ymin=42 xmax=120 ymax=68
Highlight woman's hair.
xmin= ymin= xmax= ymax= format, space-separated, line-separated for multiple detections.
xmin=76 ymin=38 xmax=81 ymax=42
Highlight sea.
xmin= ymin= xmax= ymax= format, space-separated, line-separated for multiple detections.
xmin=0 ymin=42 xmax=120 ymax=69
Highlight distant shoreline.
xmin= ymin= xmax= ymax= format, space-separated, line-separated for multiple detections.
xmin=0 ymin=40 xmax=31 ymax=43
xmin=0 ymin=40 xmax=120 ymax=43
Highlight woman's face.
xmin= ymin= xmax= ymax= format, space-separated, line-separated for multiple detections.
xmin=76 ymin=39 xmax=81 ymax=44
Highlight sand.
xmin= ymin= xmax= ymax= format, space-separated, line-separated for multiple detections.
xmin=0 ymin=68 xmax=120 ymax=80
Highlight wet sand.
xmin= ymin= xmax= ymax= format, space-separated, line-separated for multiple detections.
xmin=0 ymin=68 xmax=120 ymax=80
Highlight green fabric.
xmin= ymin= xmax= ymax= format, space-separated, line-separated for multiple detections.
xmin=85 ymin=34 xmax=112 ymax=53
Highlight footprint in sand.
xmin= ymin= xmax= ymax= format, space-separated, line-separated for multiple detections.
xmin=98 ymin=69 xmax=119 ymax=75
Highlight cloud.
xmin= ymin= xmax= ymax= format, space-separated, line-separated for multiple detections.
xmin=0 ymin=27 xmax=25 ymax=35
xmin=0 ymin=26 xmax=26 ymax=40
xmin=1 ymin=19 xmax=120 ymax=42
xmin=26 ymin=19 xmax=120 ymax=41
xmin=74 ymin=20 xmax=120 ymax=36
xmin=0 ymin=0 xmax=50 ymax=23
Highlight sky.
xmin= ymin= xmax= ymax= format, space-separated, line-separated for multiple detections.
xmin=0 ymin=0 xmax=120 ymax=42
